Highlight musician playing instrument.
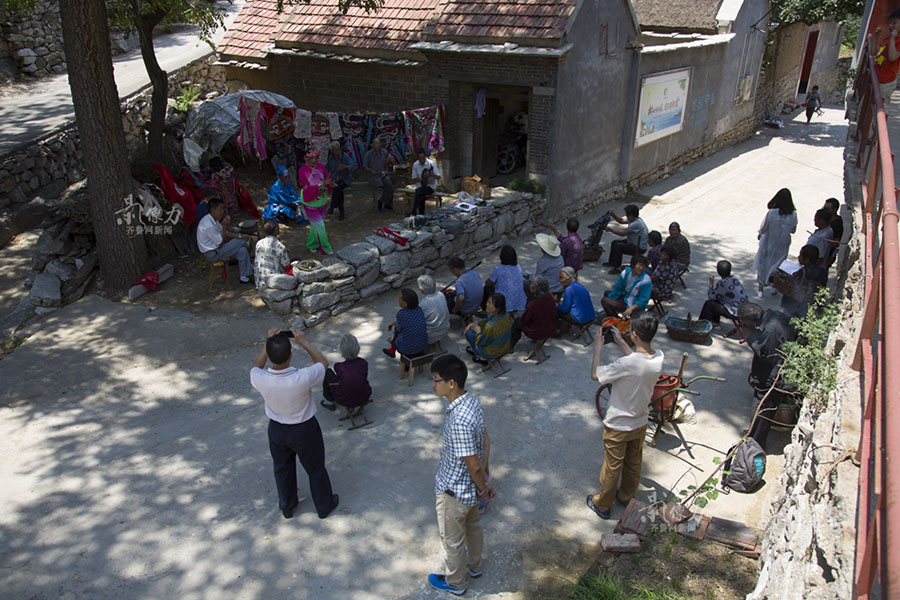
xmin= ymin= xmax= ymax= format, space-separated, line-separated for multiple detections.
xmin=410 ymin=149 xmax=441 ymax=217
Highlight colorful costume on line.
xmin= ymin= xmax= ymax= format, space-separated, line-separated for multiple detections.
xmin=297 ymin=159 xmax=333 ymax=254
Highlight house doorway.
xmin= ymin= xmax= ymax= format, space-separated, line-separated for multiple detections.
xmin=797 ymin=30 xmax=819 ymax=95
xmin=471 ymin=85 xmax=529 ymax=180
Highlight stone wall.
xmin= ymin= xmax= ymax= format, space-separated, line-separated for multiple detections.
xmin=0 ymin=0 xmax=64 ymax=81
xmin=747 ymin=116 xmax=865 ymax=600
xmin=257 ymin=189 xmax=548 ymax=327
xmin=0 ymin=53 xmax=226 ymax=247
xmin=809 ymin=57 xmax=852 ymax=106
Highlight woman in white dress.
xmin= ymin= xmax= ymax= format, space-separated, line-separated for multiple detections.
xmin=753 ymin=188 xmax=798 ymax=297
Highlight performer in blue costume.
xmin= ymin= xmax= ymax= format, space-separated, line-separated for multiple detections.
xmin=263 ymin=164 xmax=308 ymax=225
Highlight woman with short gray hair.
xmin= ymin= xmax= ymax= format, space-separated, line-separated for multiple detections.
xmin=321 ymin=333 xmax=371 ymax=412
xmin=518 ymin=275 xmax=559 ymax=352
xmin=417 ymin=274 xmax=450 ymax=344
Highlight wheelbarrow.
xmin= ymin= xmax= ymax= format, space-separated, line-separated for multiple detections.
xmin=595 ymin=352 xmax=726 ymax=458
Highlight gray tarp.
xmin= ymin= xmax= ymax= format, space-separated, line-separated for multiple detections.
xmin=182 ymin=90 xmax=295 ymax=169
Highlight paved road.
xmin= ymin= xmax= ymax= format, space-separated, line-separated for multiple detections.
xmin=0 ymin=107 xmax=848 ymax=599
xmin=0 ymin=0 xmax=243 ymax=156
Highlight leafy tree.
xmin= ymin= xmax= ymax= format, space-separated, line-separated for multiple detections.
xmin=773 ymin=0 xmax=865 ymax=26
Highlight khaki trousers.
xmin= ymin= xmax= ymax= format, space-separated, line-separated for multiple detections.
xmin=435 ymin=493 xmax=483 ymax=590
xmin=593 ymin=425 xmax=647 ymax=510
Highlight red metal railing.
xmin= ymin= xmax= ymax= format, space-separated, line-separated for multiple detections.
xmin=851 ymin=34 xmax=900 ymax=599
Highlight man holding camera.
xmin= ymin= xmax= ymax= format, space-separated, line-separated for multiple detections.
xmin=250 ymin=329 xmax=339 ymax=520
xmin=586 ymin=314 xmax=664 ymax=520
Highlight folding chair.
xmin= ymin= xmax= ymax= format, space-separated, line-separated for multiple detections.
xmin=479 ymin=354 xmax=511 ymax=378
xmin=338 ymin=401 xmax=374 ymax=431
xmin=524 ymin=338 xmax=550 ymax=364
xmin=651 ymin=292 xmax=668 ymax=317
xmin=574 ymin=322 xmax=594 ymax=347
xmin=677 ymin=265 xmax=689 ymax=288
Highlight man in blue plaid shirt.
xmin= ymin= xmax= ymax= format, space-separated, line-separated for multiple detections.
xmin=428 ymin=354 xmax=494 ymax=595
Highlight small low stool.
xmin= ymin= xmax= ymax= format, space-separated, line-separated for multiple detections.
xmin=399 ymin=352 xmax=434 ymax=386
xmin=574 ymin=322 xmax=594 ymax=347
xmin=429 ymin=338 xmax=448 ymax=357
xmin=339 ymin=401 xmax=374 ymax=430
xmin=204 ymin=256 xmax=228 ymax=289
xmin=479 ymin=355 xmax=511 ymax=378
xmin=524 ymin=338 xmax=550 ymax=364
xmin=651 ymin=293 xmax=668 ymax=317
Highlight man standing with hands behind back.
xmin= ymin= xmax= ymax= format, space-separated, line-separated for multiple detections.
xmin=586 ymin=314 xmax=663 ymax=520
xmin=428 ymin=354 xmax=494 ymax=596
xmin=250 ymin=329 xmax=339 ymax=520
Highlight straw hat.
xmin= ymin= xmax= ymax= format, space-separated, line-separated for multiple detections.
xmin=535 ymin=233 xmax=561 ymax=257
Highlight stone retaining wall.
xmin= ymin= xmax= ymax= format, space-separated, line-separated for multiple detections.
xmin=257 ymin=189 xmax=548 ymax=329
xmin=0 ymin=53 xmax=225 ymax=247
xmin=0 ymin=0 xmax=64 ymax=81
xmin=747 ymin=119 xmax=864 ymax=600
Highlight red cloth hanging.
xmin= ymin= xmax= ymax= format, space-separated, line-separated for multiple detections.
xmin=151 ymin=163 xmax=197 ymax=226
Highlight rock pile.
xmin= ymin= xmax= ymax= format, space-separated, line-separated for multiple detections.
xmin=257 ymin=189 xmax=549 ymax=329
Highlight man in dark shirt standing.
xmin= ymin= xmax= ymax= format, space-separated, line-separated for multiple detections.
xmin=738 ymin=303 xmax=797 ymax=450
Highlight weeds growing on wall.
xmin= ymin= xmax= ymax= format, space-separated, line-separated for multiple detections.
xmin=781 ymin=287 xmax=842 ymax=409
xmin=174 ymin=85 xmax=201 ymax=112
xmin=508 ymin=178 xmax=547 ymax=195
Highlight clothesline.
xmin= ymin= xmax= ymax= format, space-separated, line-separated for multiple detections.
xmin=237 ymin=98 xmax=446 ymax=171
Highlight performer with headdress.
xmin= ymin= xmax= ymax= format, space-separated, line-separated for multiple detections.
xmin=298 ymin=150 xmax=334 ymax=255
xmin=263 ymin=164 xmax=308 ymax=225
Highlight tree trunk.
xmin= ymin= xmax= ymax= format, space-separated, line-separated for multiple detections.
xmin=132 ymin=2 xmax=168 ymax=164
xmin=59 ymin=0 xmax=146 ymax=289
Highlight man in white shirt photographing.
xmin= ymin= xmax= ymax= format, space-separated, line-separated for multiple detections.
xmin=196 ymin=198 xmax=254 ymax=284
xmin=586 ymin=314 xmax=664 ymax=520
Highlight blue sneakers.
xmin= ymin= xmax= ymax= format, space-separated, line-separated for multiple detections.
xmin=586 ymin=495 xmax=612 ymax=519
xmin=427 ymin=573 xmax=466 ymax=595
xmin=467 ymin=567 xmax=482 ymax=578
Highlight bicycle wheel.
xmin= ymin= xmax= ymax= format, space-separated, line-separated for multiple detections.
xmin=595 ymin=383 xmax=612 ymax=419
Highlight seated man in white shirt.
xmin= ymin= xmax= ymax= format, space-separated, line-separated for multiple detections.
xmin=250 ymin=329 xmax=339 ymax=519
xmin=805 ymin=208 xmax=835 ymax=265
xmin=417 ymin=274 xmax=451 ymax=345
xmin=196 ymin=198 xmax=254 ymax=284
xmin=410 ymin=149 xmax=441 ymax=217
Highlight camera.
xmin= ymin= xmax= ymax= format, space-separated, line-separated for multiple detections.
xmin=279 ymin=330 xmax=294 ymax=338
xmin=602 ymin=326 xmax=615 ymax=345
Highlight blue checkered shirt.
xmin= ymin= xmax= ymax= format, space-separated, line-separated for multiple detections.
xmin=434 ymin=392 xmax=485 ymax=506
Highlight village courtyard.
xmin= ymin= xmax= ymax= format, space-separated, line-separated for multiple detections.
xmin=0 ymin=105 xmax=848 ymax=599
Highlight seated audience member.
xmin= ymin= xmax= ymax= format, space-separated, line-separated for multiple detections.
xmin=699 ymin=260 xmax=749 ymax=325
xmin=446 ymin=257 xmax=483 ymax=318
xmin=603 ymin=204 xmax=648 ymax=273
xmin=464 ymin=293 xmax=512 ymax=364
xmin=263 ymin=164 xmax=306 ymax=225
xmin=321 ymin=334 xmax=372 ymax=412
xmin=601 ymin=254 xmax=652 ymax=319
xmin=557 ymin=266 xmax=596 ymax=331
xmin=663 ymin=222 xmax=691 ymax=270
xmin=255 ymin=220 xmax=291 ymax=293
xmin=737 ymin=303 xmax=797 ymax=450
xmin=651 ymin=246 xmax=680 ymax=302
xmin=410 ymin=149 xmax=441 ymax=217
xmin=485 ymin=245 xmax=527 ymax=314
xmin=534 ymin=233 xmax=565 ymax=295
xmin=806 ymin=209 xmax=835 ymax=265
xmin=520 ymin=276 xmax=559 ymax=344
xmin=823 ymin=198 xmax=843 ymax=266
xmin=383 ymin=288 xmax=429 ymax=358
xmin=417 ymin=274 xmax=451 ymax=345
xmin=646 ymin=230 xmax=663 ymax=273
xmin=196 ymin=198 xmax=255 ymax=284
xmin=775 ymin=245 xmax=827 ymax=317
xmin=551 ymin=217 xmax=585 ymax=273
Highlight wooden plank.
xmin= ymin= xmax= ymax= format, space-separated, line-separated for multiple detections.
xmin=127 ymin=263 xmax=174 ymax=300
xmin=705 ymin=517 xmax=760 ymax=551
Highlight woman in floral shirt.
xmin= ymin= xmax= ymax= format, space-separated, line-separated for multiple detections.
xmin=699 ymin=260 xmax=749 ymax=324
xmin=651 ymin=246 xmax=680 ymax=302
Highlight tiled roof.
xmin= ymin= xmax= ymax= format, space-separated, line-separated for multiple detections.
xmin=217 ymin=0 xmax=281 ymax=61
xmin=631 ymin=0 xmax=724 ymax=32
xmin=273 ymin=0 xmax=442 ymax=53
xmin=423 ymin=0 xmax=578 ymax=43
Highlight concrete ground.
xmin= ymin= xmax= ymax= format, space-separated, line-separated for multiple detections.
xmin=0 ymin=107 xmax=848 ymax=599
xmin=0 ymin=0 xmax=243 ymax=155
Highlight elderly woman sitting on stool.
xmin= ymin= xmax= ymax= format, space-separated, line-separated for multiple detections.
xmin=321 ymin=334 xmax=372 ymax=412
xmin=464 ymin=293 xmax=512 ymax=365
xmin=557 ymin=266 xmax=596 ymax=333
xmin=518 ymin=276 xmax=558 ymax=355
xmin=417 ymin=274 xmax=451 ymax=346
xmin=601 ymin=255 xmax=652 ymax=319
xmin=383 ymin=288 xmax=429 ymax=358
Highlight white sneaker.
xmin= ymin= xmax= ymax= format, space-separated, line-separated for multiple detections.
xmin=756 ymin=290 xmax=764 ymax=298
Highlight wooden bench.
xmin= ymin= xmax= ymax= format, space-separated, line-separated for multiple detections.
xmin=399 ymin=352 xmax=434 ymax=386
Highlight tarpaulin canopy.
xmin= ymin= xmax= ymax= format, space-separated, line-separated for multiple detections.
xmin=182 ymin=90 xmax=295 ymax=170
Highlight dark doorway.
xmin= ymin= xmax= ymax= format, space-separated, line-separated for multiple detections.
xmin=797 ymin=30 xmax=819 ymax=95
xmin=471 ymin=85 xmax=529 ymax=179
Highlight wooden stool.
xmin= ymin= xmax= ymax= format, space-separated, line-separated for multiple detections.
xmin=677 ymin=266 xmax=689 ymax=288
xmin=479 ymin=355 xmax=511 ymax=378
xmin=651 ymin=293 xmax=668 ymax=316
xmin=574 ymin=322 xmax=594 ymax=347
xmin=339 ymin=402 xmax=374 ymax=430
xmin=205 ymin=256 xmax=228 ymax=289
xmin=524 ymin=338 xmax=550 ymax=364
xmin=429 ymin=338 xmax=448 ymax=357
xmin=399 ymin=352 xmax=434 ymax=386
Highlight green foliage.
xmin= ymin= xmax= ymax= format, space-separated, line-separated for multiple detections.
xmin=773 ymin=0 xmax=865 ymax=26
xmin=174 ymin=84 xmax=201 ymax=111
xmin=842 ymin=13 xmax=862 ymax=50
xmin=508 ymin=178 xmax=547 ymax=195
xmin=559 ymin=572 xmax=691 ymax=600
xmin=781 ymin=288 xmax=842 ymax=408
xmin=0 ymin=0 xmax=34 ymax=12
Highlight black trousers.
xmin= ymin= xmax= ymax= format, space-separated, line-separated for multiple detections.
xmin=608 ymin=240 xmax=642 ymax=268
xmin=748 ymin=393 xmax=780 ymax=451
xmin=322 ymin=368 xmax=339 ymax=404
xmin=699 ymin=300 xmax=734 ymax=325
xmin=267 ymin=417 xmax=335 ymax=517
xmin=411 ymin=185 xmax=434 ymax=216
xmin=329 ymin=182 xmax=347 ymax=217
xmin=374 ymin=177 xmax=394 ymax=209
